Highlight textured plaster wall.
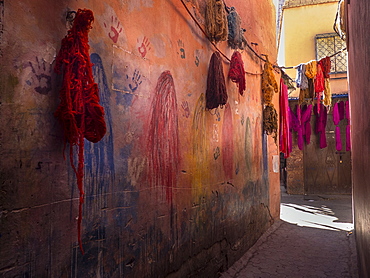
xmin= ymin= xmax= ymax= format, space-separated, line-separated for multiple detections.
xmin=0 ymin=0 xmax=279 ymax=277
xmin=347 ymin=0 xmax=370 ymax=276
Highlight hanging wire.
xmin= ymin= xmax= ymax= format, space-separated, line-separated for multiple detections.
xmin=179 ymin=0 xmax=347 ymax=79
xmin=280 ymin=48 xmax=347 ymax=69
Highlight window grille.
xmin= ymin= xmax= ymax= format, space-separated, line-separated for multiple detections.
xmin=315 ymin=33 xmax=347 ymax=73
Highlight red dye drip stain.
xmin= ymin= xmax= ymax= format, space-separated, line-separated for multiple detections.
xmin=54 ymin=9 xmax=106 ymax=254
xmin=147 ymin=71 xmax=180 ymax=202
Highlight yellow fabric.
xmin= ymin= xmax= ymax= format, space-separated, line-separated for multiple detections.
xmin=261 ymin=56 xmax=278 ymax=145
xmin=261 ymin=56 xmax=278 ymax=105
xmin=305 ymin=61 xmax=317 ymax=79
xmin=323 ymin=78 xmax=332 ymax=106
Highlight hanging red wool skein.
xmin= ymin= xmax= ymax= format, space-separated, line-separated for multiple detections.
xmin=54 ymin=8 xmax=107 ymax=254
xmin=228 ymin=51 xmax=246 ymax=96
xmin=206 ymin=51 xmax=228 ymax=110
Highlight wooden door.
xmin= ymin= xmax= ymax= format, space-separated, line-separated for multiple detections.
xmin=303 ymin=103 xmax=352 ymax=194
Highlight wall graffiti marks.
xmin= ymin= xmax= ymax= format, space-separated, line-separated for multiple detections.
xmin=241 ymin=114 xmax=245 ymax=125
xmin=212 ymin=124 xmax=219 ymax=142
xmin=104 ymin=16 xmax=122 ymax=44
xmin=115 ymin=68 xmax=143 ymax=107
xmin=195 ymin=56 xmax=199 ymax=67
xmin=85 ymin=53 xmax=115 ymax=195
xmin=192 ymin=93 xmax=207 ymax=191
xmin=127 ymin=69 xmax=142 ymax=92
xmin=222 ymin=104 xmax=234 ymax=180
xmin=194 ymin=49 xmax=202 ymax=67
xmin=215 ymin=108 xmax=221 ymax=121
xmin=128 ymin=157 xmax=146 ymax=187
xmin=181 ymin=101 xmax=190 ymax=118
xmin=213 ymin=146 xmax=220 ymax=160
xmin=112 ymin=45 xmax=148 ymax=103
xmin=137 ymin=36 xmax=151 ymax=58
xmin=28 ymin=57 xmax=52 ymax=95
xmin=177 ymin=40 xmax=186 ymax=59
xmin=245 ymin=117 xmax=253 ymax=177
xmin=147 ymin=71 xmax=179 ymax=202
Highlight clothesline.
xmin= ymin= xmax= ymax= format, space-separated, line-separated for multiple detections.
xmin=179 ymin=1 xmax=346 ymax=86
xmin=180 ymin=0 xmax=269 ymax=75
xmin=280 ymin=48 xmax=347 ymax=70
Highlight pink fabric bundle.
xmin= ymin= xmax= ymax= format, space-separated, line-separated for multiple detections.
xmin=345 ymin=101 xmax=351 ymax=151
xmin=314 ymin=103 xmax=327 ymax=149
xmin=279 ymin=78 xmax=291 ymax=158
xmin=333 ymin=100 xmax=350 ymax=151
xmin=289 ymin=104 xmax=312 ymax=150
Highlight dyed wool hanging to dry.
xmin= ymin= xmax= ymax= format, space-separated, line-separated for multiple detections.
xmin=228 ymin=51 xmax=246 ymax=95
xmin=319 ymin=56 xmax=332 ymax=106
xmin=261 ymin=56 xmax=278 ymax=144
xmin=263 ymin=104 xmax=278 ymax=144
xmin=54 ymin=9 xmax=106 ymax=254
xmin=147 ymin=71 xmax=180 ymax=202
xmin=205 ymin=0 xmax=228 ymax=42
xmin=227 ymin=7 xmax=245 ymax=49
xmin=206 ymin=52 xmax=228 ymax=109
xmin=279 ymin=78 xmax=290 ymax=158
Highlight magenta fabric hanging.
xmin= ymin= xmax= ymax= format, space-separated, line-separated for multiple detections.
xmin=338 ymin=101 xmax=345 ymax=121
xmin=289 ymin=104 xmax=312 ymax=151
xmin=290 ymin=106 xmax=303 ymax=150
xmin=345 ymin=101 xmax=351 ymax=151
xmin=333 ymin=102 xmax=340 ymax=125
xmin=314 ymin=103 xmax=327 ymax=149
xmin=302 ymin=104 xmax=313 ymax=144
xmin=279 ymin=78 xmax=291 ymax=158
xmin=333 ymin=100 xmax=349 ymax=151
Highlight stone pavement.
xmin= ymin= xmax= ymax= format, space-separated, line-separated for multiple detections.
xmin=221 ymin=193 xmax=358 ymax=278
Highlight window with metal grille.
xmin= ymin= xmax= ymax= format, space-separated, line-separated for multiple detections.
xmin=315 ymin=33 xmax=347 ymax=73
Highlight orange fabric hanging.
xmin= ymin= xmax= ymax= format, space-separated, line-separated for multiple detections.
xmin=54 ymin=8 xmax=106 ymax=254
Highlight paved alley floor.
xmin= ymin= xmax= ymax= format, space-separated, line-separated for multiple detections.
xmin=221 ymin=193 xmax=358 ymax=278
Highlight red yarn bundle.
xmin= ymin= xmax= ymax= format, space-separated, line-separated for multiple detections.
xmin=319 ymin=56 xmax=331 ymax=78
xmin=228 ymin=51 xmax=246 ymax=95
xmin=206 ymin=52 xmax=228 ymax=109
xmin=54 ymin=8 xmax=106 ymax=254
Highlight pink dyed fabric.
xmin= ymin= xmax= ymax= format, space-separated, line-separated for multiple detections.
xmin=314 ymin=103 xmax=327 ymax=149
xmin=279 ymin=78 xmax=291 ymax=158
xmin=333 ymin=102 xmax=340 ymax=125
xmin=345 ymin=101 xmax=351 ymax=151
xmin=289 ymin=104 xmax=312 ymax=150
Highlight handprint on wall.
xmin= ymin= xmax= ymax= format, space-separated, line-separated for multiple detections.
xmin=177 ymin=40 xmax=186 ymax=59
xmin=127 ymin=69 xmax=142 ymax=92
xmin=28 ymin=57 xmax=52 ymax=95
xmin=104 ymin=16 xmax=122 ymax=43
xmin=181 ymin=101 xmax=190 ymax=118
xmin=137 ymin=36 xmax=151 ymax=58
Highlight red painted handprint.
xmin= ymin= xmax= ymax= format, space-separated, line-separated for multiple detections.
xmin=137 ymin=36 xmax=151 ymax=58
xmin=181 ymin=101 xmax=190 ymax=118
xmin=104 ymin=16 xmax=122 ymax=43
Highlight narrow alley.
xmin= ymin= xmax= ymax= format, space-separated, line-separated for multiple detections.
xmin=222 ymin=192 xmax=358 ymax=278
